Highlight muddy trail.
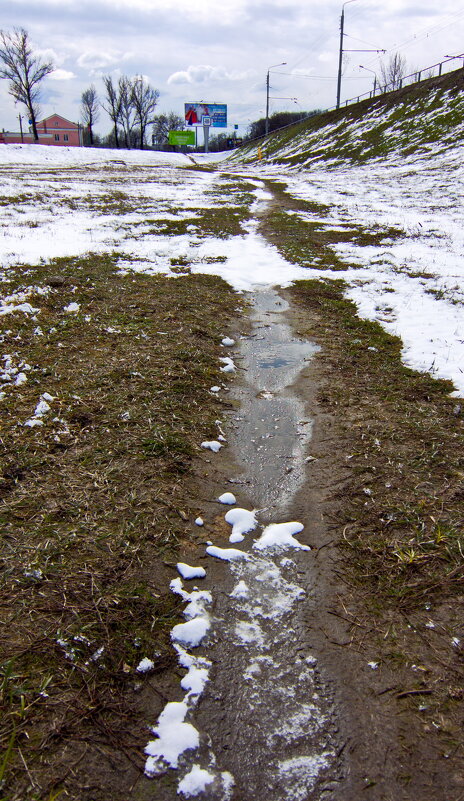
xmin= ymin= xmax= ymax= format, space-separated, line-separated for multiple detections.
xmin=136 ymin=177 xmax=463 ymax=801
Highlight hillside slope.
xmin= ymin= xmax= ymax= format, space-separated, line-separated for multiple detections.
xmin=231 ymin=67 xmax=464 ymax=167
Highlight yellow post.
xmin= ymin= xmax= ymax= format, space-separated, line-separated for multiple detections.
xmin=257 ymin=146 xmax=262 ymax=161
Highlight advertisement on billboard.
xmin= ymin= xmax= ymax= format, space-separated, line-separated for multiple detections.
xmin=184 ymin=103 xmax=227 ymax=128
xmin=168 ymin=130 xmax=195 ymax=146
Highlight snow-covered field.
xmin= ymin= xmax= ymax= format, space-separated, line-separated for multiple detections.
xmin=1 ymin=140 xmax=462 ymax=395
xmin=264 ymin=149 xmax=464 ymax=395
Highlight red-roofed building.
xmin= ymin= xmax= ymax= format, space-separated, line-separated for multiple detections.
xmin=0 ymin=114 xmax=83 ymax=146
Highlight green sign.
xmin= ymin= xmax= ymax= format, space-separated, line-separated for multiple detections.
xmin=168 ymin=130 xmax=195 ymax=146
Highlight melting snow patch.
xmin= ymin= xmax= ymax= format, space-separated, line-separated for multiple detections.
xmin=225 ymin=507 xmax=257 ymax=543
xmin=194 ymin=517 xmax=204 ymax=526
xmin=178 ymin=765 xmax=215 ymax=797
xmin=177 ymin=563 xmax=206 ymax=580
xmin=220 ymin=356 xmax=236 ymax=373
xmin=235 ymin=620 xmax=265 ymax=646
xmin=221 ymin=337 xmax=235 ymax=347
xmin=180 ymin=665 xmax=210 ymax=696
xmin=144 ymin=701 xmax=199 ymax=775
xmin=230 ymin=579 xmax=249 ymax=599
xmin=136 ymin=657 xmax=155 ymax=673
xmin=206 ymin=545 xmax=249 ymax=561
xmin=0 ymin=301 xmax=39 ymax=317
xmin=277 ymin=753 xmax=332 ymax=799
xmin=201 ymin=440 xmax=222 ymax=452
xmin=253 ymin=521 xmax=310 ymax=551
xmin=63 ymin=302 xmax=80 ymax=314
xmin=218 ymin=492 xmax=236 ymax=505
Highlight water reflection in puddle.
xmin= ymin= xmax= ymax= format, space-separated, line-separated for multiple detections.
xmin=228 ymin=288 xmax=319 ymax=512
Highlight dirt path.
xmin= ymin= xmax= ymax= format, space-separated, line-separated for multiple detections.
xmin=138 ymin=173 xmax=464 ymax=801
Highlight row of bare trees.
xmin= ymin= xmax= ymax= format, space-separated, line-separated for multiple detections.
xmin=81 ymin=76 xmax=161 ymax=149
xmin=81 ymin=79 xmax=184 ymax=149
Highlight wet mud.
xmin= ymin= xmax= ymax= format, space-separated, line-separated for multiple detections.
xmin=150 ymin=288 xmax=345 ymax=800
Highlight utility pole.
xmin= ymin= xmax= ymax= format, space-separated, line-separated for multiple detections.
xmin=265 ymin=71 xmax=270 ymax=135
xmin=265 ymin=62 xmax=286 ymax=136
xmin=337 ymin=0 xmax=357 ymax=109
xmin=18 ymin=113 xmax=24 ymax=143
xmin=337 ymin=0 xmax=385 ymax=108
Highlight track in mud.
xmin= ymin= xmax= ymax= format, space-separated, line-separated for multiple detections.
xmin=146 ymin=288 xmax=343 ymax=799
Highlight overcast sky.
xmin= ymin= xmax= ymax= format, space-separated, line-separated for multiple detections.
xmin=1 ymin=0 xmax=463 ymax=138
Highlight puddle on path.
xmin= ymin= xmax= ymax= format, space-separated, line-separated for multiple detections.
xmin=228 ymin=288 xmax=319 ymax=513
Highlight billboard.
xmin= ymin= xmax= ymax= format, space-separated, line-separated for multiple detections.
xmin=184 ymin=103 xmax=227 ymax=128
xmin=168 ymin=130 xmax=195 ymax=146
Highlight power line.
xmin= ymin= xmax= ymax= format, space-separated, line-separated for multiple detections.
xmin=273 ymin=71 xmax=361 ymax=82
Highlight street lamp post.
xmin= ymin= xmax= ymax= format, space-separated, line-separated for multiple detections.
xmin=266 ymin=62 xmax=287 ymax=136
xmin=336 ymin=0 xmax=358 ymax=108
xmin=359 ymin=64 xmax=378 ymax=95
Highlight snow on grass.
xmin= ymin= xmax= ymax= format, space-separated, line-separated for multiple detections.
xmin=63 ymin=301 xmax=80 ymax=314
xmin=24 ymin=392 xmax=55 ymax=427
xmin=256 ymin=146 xmax=464 ymax=394
xmin=136 ymin=657 xmax=155 ymax=673
xmin=1 ymin=139 xmax=464 ymax=393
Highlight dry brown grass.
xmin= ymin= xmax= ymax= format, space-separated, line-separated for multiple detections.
xmin=0 ymin=253 xmax=241 ymax=800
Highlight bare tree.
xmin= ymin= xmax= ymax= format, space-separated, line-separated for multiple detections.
xmin=81 ymin=84 xmax=99 ymax=146
xmin=379 ymin=52 xmax=407 ymax=92
xmin=102 ymin=75 xmax=122 ymax=148
xmin=152 ymin=112 xmax=184 ymax=145
xmin=0 ymin=27 xmax=54 ymax=141
xmin=131 ymin=75 xmax=159 ymax=149
xmin=119 ymin=76 xmax=136 ymax=149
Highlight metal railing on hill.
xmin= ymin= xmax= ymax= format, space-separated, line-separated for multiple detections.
xmin=240 ymin=57 xmax=464 ymax=150
xmin=343 ymin=55 xmax=464 ymax=107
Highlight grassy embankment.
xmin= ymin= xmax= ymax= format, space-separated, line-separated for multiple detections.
xmin=232 ymin=67 xmax=464 ymax=168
